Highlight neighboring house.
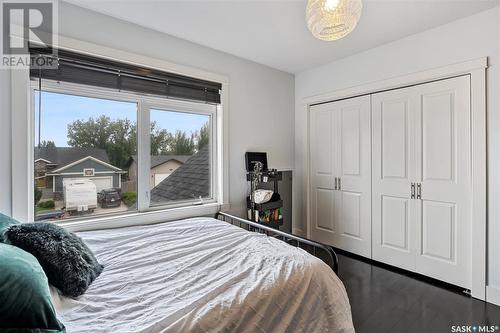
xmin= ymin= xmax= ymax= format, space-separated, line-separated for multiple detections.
xmin=151 ymin=146 xmax=209 ymax=203
xmin=35 ymin=147 xmax=126 ymax=197
xmin=128 ymin=155 xmax=190 ymax=189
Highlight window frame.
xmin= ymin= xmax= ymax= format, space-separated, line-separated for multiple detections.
xmin=29 ymin=78 xmax=220 ymax=223
xmin=11 ymin=36 xmax=229 ymax=231
xmin=146 ymin=104 xmax=216 ymax=209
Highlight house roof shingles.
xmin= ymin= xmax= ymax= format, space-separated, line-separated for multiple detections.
xmin=34 ymin=147 xmax=110 ymax=166
xmin=150 ymin=146 xmax=210 ymax=203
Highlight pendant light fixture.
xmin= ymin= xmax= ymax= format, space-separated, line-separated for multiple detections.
xmin=306 ymin=0 xmax=363 ymax=41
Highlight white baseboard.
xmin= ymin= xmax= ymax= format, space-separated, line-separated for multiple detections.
xmin=486 ymin=285 xmax=500 ymax=306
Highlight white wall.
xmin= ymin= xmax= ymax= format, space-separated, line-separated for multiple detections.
xmin=0 ymin=2 xmax=294 ymax=218
xmin=294 ymin=7 xmax=500 ymax=292
xmin=0 ymin=68 xmax=12 ymax=216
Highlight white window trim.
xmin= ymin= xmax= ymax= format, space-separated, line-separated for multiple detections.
xmin=145 ymin=102 xmax=217 ymax=209
xmin=11 ymin=34 xmax=230 ymax=230
xmin=31 ymin=79 xmax=219 ymax=209
xmin=28 ymin=79 xmax=219 ymax=222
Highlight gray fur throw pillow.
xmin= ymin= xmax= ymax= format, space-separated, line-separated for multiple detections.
xmin=5 ymin=223 xmax=103 ymax=297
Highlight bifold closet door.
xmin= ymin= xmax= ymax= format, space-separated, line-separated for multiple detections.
xmin=310 ymin=95 xmax=371 ymax=257
xmin=310 ymin=105 xmax=338 ymax=244
xmin=371 ymin=87 xmax=419 ymax=271
xmin=414 ymin=77 xmax=471 ymax=288
xmin=372 ymin=76 xmax=472 ymax=288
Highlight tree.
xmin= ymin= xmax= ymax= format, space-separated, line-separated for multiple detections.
xmin=67 ymin=117 xmax=211 ymax=169
xmin=150 ymin=121 xmax=171 ymax=155
xmin=169 ymin=130 xmax=196 ymax=155
xmin=67 ymin=116 xmax=136 ymax=169
xmin=68 ymin=115 xmax=111 ymax=150
xmin=196 ymin=122 xmax=209 ymax=151
xmin=39 ymin=140 xmax=56 ymax=148
xmin=107 ymin=119 xmax=137 ymax=169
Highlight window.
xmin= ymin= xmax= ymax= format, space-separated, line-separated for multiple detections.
xmin=32 ymin=80 xmax=218 ymax=223
xmin=149 ymin=109 xmax=212 ymax=206
xmin=34 ymin=90 xmax=137 ymax=221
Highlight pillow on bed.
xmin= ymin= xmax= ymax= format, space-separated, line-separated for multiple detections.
xmin=4 ymin=222 xmax=104 ymax=298
xmin=0 ymin=243 xmax=66 ymax=332
xmin=0 ymin=212 xmax=19 ymax=243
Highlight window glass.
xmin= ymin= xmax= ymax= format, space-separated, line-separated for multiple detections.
xmin=149 ymin=109 xmax=211 ymax=206
xmin=33 ymin=90 xmax=137 ymax=221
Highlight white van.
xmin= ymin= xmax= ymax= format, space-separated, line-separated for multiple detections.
xmin=63 ymin=179 xmax=98 ymax=214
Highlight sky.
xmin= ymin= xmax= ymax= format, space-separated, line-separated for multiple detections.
xmin=34 ymin=91 xmax=209 ymax=147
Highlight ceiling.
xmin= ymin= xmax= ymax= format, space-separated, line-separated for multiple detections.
xmin=66 ymin=0 xmax=500 ymax=73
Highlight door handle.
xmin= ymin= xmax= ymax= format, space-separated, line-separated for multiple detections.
xmin=416 ymin=183 xmax=422 ymax=199
xmin=334 ymin=177 xmax=338 ymax=190
xmin=411 ymin=183 xmax=415 ymax=199
xmin=338 ymin=177 xmax=341 ymax=191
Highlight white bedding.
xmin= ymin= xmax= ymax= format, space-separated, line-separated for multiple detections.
xmin=51 ymin=217 xmax=354 ymax=333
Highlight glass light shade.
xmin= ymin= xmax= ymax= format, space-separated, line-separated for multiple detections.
xmin=306 ymin=0 xmax=363 ymax=41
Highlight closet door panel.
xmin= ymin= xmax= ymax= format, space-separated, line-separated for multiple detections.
xmin=381 ymin=195 xmax=410 ymax=251
xmin=338 ymin=95 xmax=371 ymax=257
xmin=309 ymin=95 xmax=371 ymax=256
xmin=341 ymin=106 xmax=361 ymax=176
xmin=421 ymin=92 xmax=455 ymax=182
xmin=316 ymin=188 xmax=335 ymax=231
xmin=415 ymin=76 xmax=472 ymax=288
xmin=421 ymin=200 xmax=456 ymax=260
xmin=381 ymin=99 xmax=409 ymax=180
xmin=372 ymin=88 xmax=418 ymax=270
xmin=310 ymin=105 xmax=337 ymax=244
xmin=313 ymin=110 xmax=334 ymax=176
xmin=341 ymin=191 xmax=361 ymax=238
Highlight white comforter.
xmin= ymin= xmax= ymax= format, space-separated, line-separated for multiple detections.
xmin=51 ymin=217 xmax=354 ymax=333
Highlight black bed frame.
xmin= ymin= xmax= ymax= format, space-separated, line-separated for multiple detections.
xmin=216 ymin=212 xmax=339 ymax=274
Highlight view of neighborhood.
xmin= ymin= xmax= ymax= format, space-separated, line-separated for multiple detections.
xmin=34 ymin=91 xmax=210 ymax=221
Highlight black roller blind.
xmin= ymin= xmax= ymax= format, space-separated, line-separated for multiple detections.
xmin=29 ymin=48 xmax=221 ymax=104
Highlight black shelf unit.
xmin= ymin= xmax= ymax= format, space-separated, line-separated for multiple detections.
xmin=246 ymin=197 xmax=283 ymax=211
xmin=247 ymin=170 xmax=284 ymax=229
xmin=246 ymin=172 xmax=282 ymax=182
xmin=257 ymin=219 xmax=283 ymax=229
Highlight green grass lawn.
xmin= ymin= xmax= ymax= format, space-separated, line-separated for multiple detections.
xmin=35 ymin=207 xmax=56 ymax=214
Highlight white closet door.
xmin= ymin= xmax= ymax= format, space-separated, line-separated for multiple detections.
xmin=337 ymin=95 xmax=372 ymax=257
xmin=371 ymin=87 xmax=419 ymax=271
xmin=372 ymin=76 xmax=472 ymax=288
xmin=310 ymin=96 xmax=371 ymax=257
xmin=415 ymin=76 xmax=472 ymax=288
xmin=310 ymin=104 xmax=337 ymax=244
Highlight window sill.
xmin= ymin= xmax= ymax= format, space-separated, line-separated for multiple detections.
xmin=58 ymin=202 xmax=224 ymax=232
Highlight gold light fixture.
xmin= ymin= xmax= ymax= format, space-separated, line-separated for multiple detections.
xmin=306 ymin=0 xmax=363 ymax=41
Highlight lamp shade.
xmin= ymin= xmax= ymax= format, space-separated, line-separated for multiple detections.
xmin=306 ymin=0 xmax=363 ymax=41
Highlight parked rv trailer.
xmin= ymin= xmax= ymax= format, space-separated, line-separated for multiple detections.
xmin=63 ymin=179 xmax=98 ymax=214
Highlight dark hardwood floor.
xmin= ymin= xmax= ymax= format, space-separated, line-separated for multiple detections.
xmin=336 ymin=254 xmax=500 ymax=333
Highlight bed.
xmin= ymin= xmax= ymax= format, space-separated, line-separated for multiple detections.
xmin=50 ymin=214 xmax=354 ymax=333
